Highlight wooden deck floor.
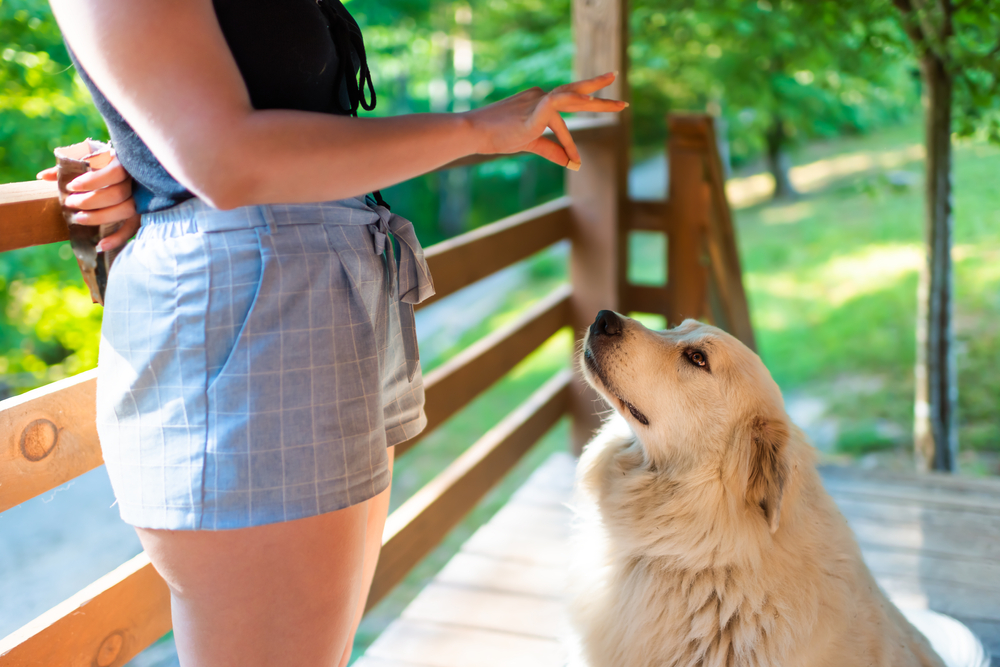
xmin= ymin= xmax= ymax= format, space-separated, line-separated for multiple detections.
xmin=355 ymin=453 xmax=1000 ymax=667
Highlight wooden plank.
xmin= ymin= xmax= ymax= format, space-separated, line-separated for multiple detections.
xmin=628 ymin=199 xmax=671 ymax=232
xmin=418 ymin=197 xmax=571 ymax=310
xmin=0 ymin=181 xmax=65 ymax=253
xmin=875 ymin=574 xmax=1000 ymax=623
xmin=822 ymin=464 xmax=1000 ymax=498
xmin=835 ymin=494 xmax=1000 ymax=545
xmin=400 ymin=583 xmax=567 ymax=640
xmin=481 ymin=499 xmax=572 ymax=539
xmin=858 ymin=543 xmax=1000 ymax=592
xmin=694 ymin=115 xmax=756 ymax=351
xmin=0 ymin=284 xmax=568 ymax=505
xmin=353 ymin=656 xmax=429 ymax=667
xmin=461 ymin=523 xmax=569 ymax=569
xmin=0 ymin=553 xmax=171 ymax=667
xmin=366 ymin=371 xmax=571 ymax=611
xmin=0 ymin=370 xmax=102 ymax=514
xmin=825 ymin=478 xmax=1000 ymax=514
xmin=398 ymin=285 xmax=571 ymax=457
xmin=843 ymin=511 xmax=1000 ymax=563
xmin=364 ymin=618 xmax=564 ymax=667
xmin=433 ymin=552 xmax=567 ymax=600
xmin=625 ymin=284 xmax=670 ymax=316
xmin=567 ymin=0 xmax=630 ymax=452
xmin=665 ymin=116 xmax=710 ymax=326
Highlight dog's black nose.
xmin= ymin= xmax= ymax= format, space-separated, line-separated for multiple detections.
xmin=591 ymin=310 xmax=622 ymax=337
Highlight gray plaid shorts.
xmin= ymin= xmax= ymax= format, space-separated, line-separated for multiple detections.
xmin=96 ymin=196 xmax=434 ymax=530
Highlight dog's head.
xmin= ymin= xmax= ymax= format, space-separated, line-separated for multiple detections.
xmin=581 ymin=312 xmax=790 ymax=533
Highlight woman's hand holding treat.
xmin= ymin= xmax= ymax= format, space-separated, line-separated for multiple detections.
xmin=37 ymin=152 xmax=140 ymax=251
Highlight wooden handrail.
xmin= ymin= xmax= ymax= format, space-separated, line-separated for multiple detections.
xmin=0 ymin=371 xmax=571 ymax=666
xmin=401 ymin=284 xmax=571 ymax=456
xmin=366 ymin=369 xmax=571 ymax=611
xmin=0 ymin=221 xmax=572 ymax=509
xmin=0 ymin=370 xmax=101 ymax=514
xmin=0 ymin=552 xmax=171 ymax=667
xmin=0 ymin=117 xmax=614 ymax=254
xmin=419 ymin=197 xmax=571 ymax=310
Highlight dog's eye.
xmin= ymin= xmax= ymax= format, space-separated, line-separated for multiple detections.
xmin=685 ymin=349 xmax=709 ymax=369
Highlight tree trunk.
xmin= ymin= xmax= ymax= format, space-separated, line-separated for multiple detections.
xmin=914 ymin=52 xmax=957 ymax=472
xmin=438 ymin=166 xmax=471 ymax=237
xmin=765 ymin=116 xmax=797 ymax=199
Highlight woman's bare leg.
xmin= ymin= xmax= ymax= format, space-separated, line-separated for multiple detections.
xmin=338 ymin=445 xmax=395 ymax=667
xmin=136 ymin=503 xmax=369 ymax=667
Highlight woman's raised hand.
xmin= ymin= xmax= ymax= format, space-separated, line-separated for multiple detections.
xmin=37 ymin=153 xmax=140 ymax=251
xmin=464 ymin=72 xmax=626 ymax=170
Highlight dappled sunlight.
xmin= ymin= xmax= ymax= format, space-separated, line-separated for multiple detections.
xmin=746 ymin=244 xmax=923 ymax=331
xmin=727 ymin=144 xmax=925 ymax=208
xmin=821 ymin=244 xmax=923 ymax=307
xmin=790 ymin=144 xmax=925 ymax=193
xmin=759 ymin=201 xmax=815 ymax=226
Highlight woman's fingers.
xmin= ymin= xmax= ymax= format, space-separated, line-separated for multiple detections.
xmin=545 ymin=91 xmax=627 ymax=114
xmin=544 ymin=112 xmax=580 ymax=166
xmin=71 ymin=198 xmax=137 ymax=227
xmin=559 ymin=71 xmax=619 ymax=96
xmin=66 ymin=156 xmax=129 ymax=192
xmin=523 ymin=136 xmax=571 ymax=168
xmin=96 ymin=215 xmax=141 ymax=252
xmin=36 ymin=166 xmax=58 ymax=181
xmin=64 ymin=180 xmax=133 ymax=211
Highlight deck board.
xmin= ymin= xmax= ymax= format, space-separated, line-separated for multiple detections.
xmin=356 ymin=453 xmax=1000 ymax=667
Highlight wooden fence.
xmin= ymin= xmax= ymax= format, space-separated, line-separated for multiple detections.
xmin=0 ymin=3 xmax=752 ymax=662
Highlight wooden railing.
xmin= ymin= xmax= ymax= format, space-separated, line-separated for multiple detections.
xmin=0 ymin=111 xmax=751 ymax=666
xmin=0 ymin=5 xmax=754 ymax=660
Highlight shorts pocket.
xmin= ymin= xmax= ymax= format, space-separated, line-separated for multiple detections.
xmin=205 ymin=228 xmax=266 ymax=392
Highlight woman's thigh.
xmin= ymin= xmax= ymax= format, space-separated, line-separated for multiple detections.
xmin=136 ymin=502 xmax=369 ymax=667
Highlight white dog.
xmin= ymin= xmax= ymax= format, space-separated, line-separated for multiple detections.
xmin=569 ymin=313 xmax=952 ymax=667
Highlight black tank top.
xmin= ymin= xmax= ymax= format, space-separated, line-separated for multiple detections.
xmin=70 ymin=0 xmax=376 ymax=213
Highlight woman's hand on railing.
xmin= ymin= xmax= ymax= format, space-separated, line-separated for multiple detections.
xmin=464 ymin=72 xmax=627 ymax=171
xmin=37 ymin=154 xmax=140 ymax=251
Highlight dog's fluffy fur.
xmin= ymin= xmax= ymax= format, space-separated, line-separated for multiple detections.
xmin=570 ymin=316 xmax=945 ymax=667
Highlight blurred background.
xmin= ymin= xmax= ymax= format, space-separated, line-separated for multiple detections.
xmin=1 ymin=0 xmax=997 ymax=663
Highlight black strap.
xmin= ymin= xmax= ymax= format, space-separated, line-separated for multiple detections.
xmin=316 ymin=0 xmax=377 ymax=116
xmin=316 ymin=0 xmax=389 ymax=209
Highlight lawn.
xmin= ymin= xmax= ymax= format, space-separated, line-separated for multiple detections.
xmin=737 ymin=121 xmax=1000 ymax=471
xmin=351 ymin=118 xmax=1000 ymax=659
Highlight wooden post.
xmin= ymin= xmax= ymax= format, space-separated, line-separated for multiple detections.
xmin=665 ymin=116 xmax=710 ymax=327
xmin=567 ymin=0 xmax=630 ymax=453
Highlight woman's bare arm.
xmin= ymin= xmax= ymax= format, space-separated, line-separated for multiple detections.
xmin=48 ymin=0 xmax=625 ymax=210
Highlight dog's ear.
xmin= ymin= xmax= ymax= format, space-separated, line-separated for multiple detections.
xmin=741 ymin=416 xmax=789 ymax=534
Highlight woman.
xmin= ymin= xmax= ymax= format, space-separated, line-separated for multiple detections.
xmin=47 ymin=0 xmax=624 ymax=664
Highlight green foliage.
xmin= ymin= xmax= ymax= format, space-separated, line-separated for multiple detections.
xmin=885 ymin=0 xmax=1000 ymax=143
xmin=0 ymin=0 xmax=109 ymax=397
xmin=0 ymin=0 xmax=107 ymax=181
xmin=629 ymin=0 xmax=920 ymax=164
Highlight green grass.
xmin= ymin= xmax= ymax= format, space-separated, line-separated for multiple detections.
xmin=735 ymin=120 xmax=1000 ymax=461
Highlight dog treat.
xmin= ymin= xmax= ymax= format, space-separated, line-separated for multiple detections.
xmin=54 ymin=139 xmax=122 ymax=305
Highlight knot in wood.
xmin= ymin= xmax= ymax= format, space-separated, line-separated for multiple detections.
xmin=19 ymin=418 xmax=59 ymax=462
xmin=95 ymin=631 xmax=125 ymax=667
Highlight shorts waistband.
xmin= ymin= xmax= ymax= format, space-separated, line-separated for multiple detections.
xmin=140 ymin=196 xmax=383 ymax=234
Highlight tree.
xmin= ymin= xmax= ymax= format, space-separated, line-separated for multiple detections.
xmin=629 ymin=0 xmax=917 ymax=197
xmin=886 ymin=0 xmax=1000 ymax=471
